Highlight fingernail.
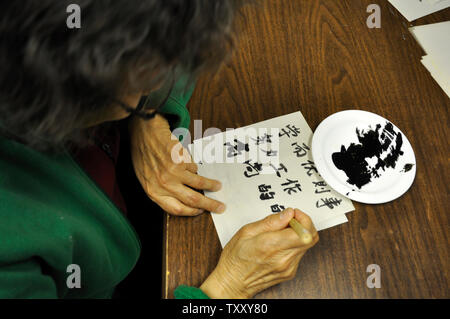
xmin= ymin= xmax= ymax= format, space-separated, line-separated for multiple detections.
xmin=279 ymin=207 xmax=294 ymax=219
xmin=215 ymin=203 xmax=226 ymax=214
xmin=213 ymin=182 xmax=222 ymax=191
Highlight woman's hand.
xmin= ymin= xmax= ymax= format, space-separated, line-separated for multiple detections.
xmin=200 ymin=208 xmax=319 ymax=298
xmin=129 ymin=114 xmax=226 ymax=216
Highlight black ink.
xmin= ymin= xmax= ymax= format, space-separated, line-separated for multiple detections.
xmin=279 ymin=124 xmax=301 ymax=138
xmin=252 ymin=133 xmax=272 ymax=145
xmin=281 ymin=179 xmax=302 ymax=194
xmin=332 ymin=121 xmax=404 ymax=189
xmin=258 ymin=184 xmax=272 ymax=192
xmin=316 ymin=197 xmax=342 ymax=209
xmin=243 ymin=160 xmax=263 ymax=178
xmin=345 ymin=189 xmax=356 ymax=196
xmin=260 ymin=192 xmax=275 ymax=200
xmin=261 ymin=149 xmax=278 ymax=156
xmin=258 ymin=184 xmax=275 ymax=200
xmin=271 ymin=204 xmax=285 ymax=213
xmin=312 ymin=180 xmax=330 ymax=194
xmin=291 ymin=142 xmax=310 ymax=157
xmin=401 ymin=163 xmax=415 ymax=172
xmin=301 ymin=160 xmax=318 ymax=176
xmin=224 ymin=139 xmax=249 ymax=157
xmin=269 ymin=163 xmax=288 ymax=177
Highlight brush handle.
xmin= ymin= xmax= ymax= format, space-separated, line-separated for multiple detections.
xmin=289 ymin=219 xmax=313 ymax=244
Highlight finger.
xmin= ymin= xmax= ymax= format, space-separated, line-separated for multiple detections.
xmin=294 ymin=208 xmax=318 ymax=238
xmin=154 ymin=195 xmax=203 ymax=216
xmin=243 ymin=208 xmax=295 ymax=236
xmin=272 ymin=227 xmax=318 ymax=250
xmin=267 ymin=228 xmax=308 ymax=250
xmin=182 ymin=171 xmax=222 ymax=192
xmin=180 ymin=145 xmax=195 ymax=164
xmin=185 ymin=162 xmax=198 ymax=173
xmin=171 ymin=184 xmax=226 ymax=214
xmin=246 ymin=253 xmax=304 ymax=289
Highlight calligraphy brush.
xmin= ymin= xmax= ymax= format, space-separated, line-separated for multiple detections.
xmin=289 ymin=219 xmax=313 ymax=244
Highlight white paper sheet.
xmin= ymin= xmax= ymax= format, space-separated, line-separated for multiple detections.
xmin=410 ymin=21 xmax=450 ymax=55
xmin=428 ymin=0 xmax=446 ymax=5
xmin=410 ymin=21 xmax=450 ymax=98
xmin=189 ymin=111 xmax=354 ymax=248
xmin=388 ymin=0 xmax=450 ymax=21
xmin=421 ymin=55 xmax=450 ymax=97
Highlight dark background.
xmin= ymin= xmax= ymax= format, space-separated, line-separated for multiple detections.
xmin=113 ymin=119 xmax=164 ymax=299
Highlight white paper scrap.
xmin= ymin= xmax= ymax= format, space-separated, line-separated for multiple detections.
xmin=410 ymin=21 xmax=450 ymax=98
xmin=421 ymin=55 xmax=450 ymax=97
xmin=388 ymin=0 xmax=450 ymax=21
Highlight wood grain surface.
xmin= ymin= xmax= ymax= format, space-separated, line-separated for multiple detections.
xmin=163 ymin=0 xmax=449 ymax=299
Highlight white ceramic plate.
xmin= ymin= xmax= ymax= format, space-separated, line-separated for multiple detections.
xmin=311 ymin=110 xmax=416 ymax=204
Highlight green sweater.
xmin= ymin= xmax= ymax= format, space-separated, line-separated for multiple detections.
xmin=0 ymin=76 xmax=207 ymax=299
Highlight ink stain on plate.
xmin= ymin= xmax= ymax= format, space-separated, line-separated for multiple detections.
xmin=332 ymin=121 xmax=404 ymax=189
xmin=401 ymin=163 xmax=415 ymax=172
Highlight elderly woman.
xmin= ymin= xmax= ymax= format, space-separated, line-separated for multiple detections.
xmin=0 ymin=0 xmax=318 ymax=299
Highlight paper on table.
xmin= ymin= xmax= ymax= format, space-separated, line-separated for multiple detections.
xmin=388 ymin=0 xmax=450 ymax=21
xmin=189 ymin=111 xmax=354 ymax=248
xmin=410 ymin=21 xmax=450 ymax=52
xmin=410 ymin=21 xmax=450 ymax=98
xmin=421 ymin=55 xmax=450 ymax=97
xmin=428 ymin=0 xmax=447 ymax=5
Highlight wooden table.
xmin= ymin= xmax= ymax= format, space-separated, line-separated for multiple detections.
xmin=163 ymin=0 xmax=449 ymax=299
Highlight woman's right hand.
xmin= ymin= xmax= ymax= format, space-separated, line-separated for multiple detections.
xmin=200 ymin=208 xmax=319 ymax=299
xmin=129 ymin=114 xmax=225 ymax=216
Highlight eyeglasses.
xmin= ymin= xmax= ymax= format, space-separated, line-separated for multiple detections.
xmin=113 ymin=72 xmax=175 ymax=120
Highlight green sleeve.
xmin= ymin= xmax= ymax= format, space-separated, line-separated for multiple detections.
xmin=0 ymin=259 xmax=58 ymax=299
xmin=174 ymin=285 xmax=210 ymax=299
xmin=151 ymin=73 xmax=195 ymax=130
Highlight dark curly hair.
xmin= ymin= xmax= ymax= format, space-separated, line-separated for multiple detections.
xmin=0 ymin=0 xmax=244 ymax=151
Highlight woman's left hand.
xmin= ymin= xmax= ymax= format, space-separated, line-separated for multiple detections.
xmin=129 ymin=114 xmax=226 ymax=216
